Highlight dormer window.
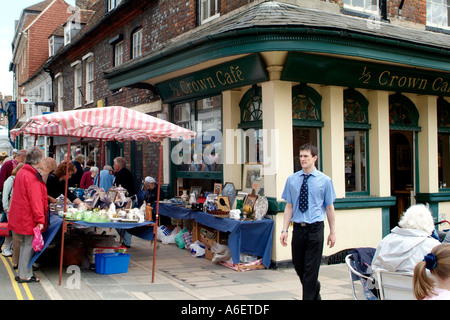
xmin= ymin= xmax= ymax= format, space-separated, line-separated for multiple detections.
xmin=427 ymin=0 xmax=450 ymax=30
xmin=64 ymin=23 xmax=71 ymax=45
xmin=343 ymin=0 xmax=380 ymax=16
xmin=108 ymin=0 xmax=123 ymax=12
xmin=199 ymin=0 xmax=220 ymax=24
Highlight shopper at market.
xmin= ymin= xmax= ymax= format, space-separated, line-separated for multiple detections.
xmin=371 ymin=203 xmax=441 ymax=273
xmin=94 ymin=165 xmax=114 ymax=192
xmin=8 ymin=147 xmax=47 ymax=283
xmin=68 ymin=154 xmax=84 ymax=188
xmin=113 ymin=157 xmax=135 ymax=247
xmin=80 ymin=166 xmax=98 ymax=189
xmin=112 ymin=157 xmax=135 ymax=196
xmin=38 ymin=157 xmax=57 ymax=183
xmin=0 ymin=149 xmax=26 ymax=204
xmin=46 ymin=161 xmax=84 ymax=206
xmin=1 ymin=163 xmax=24 ymax=264
xmin=280 ymin=143 xmax=336 ymax=300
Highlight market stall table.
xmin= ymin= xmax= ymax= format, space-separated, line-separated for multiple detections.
xmin=158 ymin=203 xmax=197 ymax=220
xmin=194 ymin=211 xmax=274 ymax=268
xmin=29 ymin=214 xmax=154 ymax=268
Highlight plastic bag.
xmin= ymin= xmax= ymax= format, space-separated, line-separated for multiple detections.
xmin=174 ymin=228 xmax=188 ymax=249
xmin=189 ymin=240 xmax=205 ymax=257
xmin=157 ymin=225 xmax=171 ymax=242
xmin=32 ymin=226 xmax=44 ymax=252
xmin=211 ymin=242 xmax=231 ymax=263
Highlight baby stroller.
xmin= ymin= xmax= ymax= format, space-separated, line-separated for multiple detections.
xmin=345 ymin=247 xmax=378 ymax=300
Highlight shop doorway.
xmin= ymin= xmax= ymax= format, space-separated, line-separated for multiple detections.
xmin=390 ymin=130 xmax=416 ymax=228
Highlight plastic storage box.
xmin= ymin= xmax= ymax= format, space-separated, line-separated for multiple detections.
xmin=94 ymin=253 xmax=131 ymax=274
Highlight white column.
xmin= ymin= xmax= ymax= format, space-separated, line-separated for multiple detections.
xmin=367 ymin=90 xmax=391 ymax=197
xmin=321 ymin=86 xmax=345 ymax=198
xmin=261 ymin=80 xmax=293 ymax=200
xmin=417 ymin=95 xmax=439 ymax=193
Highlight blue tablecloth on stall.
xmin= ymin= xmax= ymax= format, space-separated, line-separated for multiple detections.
xmin=29 ymin=214 xmax=155 ymax=268
xmin=158 ymin=203 xmax=197 ymax=220
xmin=194 ymin=211 xmax=274 ymax=268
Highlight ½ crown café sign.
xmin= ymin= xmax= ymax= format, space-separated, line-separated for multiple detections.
xmin=155 ymin=54 xmax=269 ymax=103
xmin=282 ymin=52 xmax=450 ymax=97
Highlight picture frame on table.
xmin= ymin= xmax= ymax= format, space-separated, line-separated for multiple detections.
xmin=233 ymin=193 xmax=247 ymax=209
xmin=242 ymin=163 xmax=263 ymax=193
xmin=244 ymin=194 xmax=258 ymax=210
xmin=189 ymin=186 xmax=202 ymax=201
xmin=213 ymin=183 xmax=222 ymax=195
xmin=252 ymin=176 xmax=264 ymax=196
xmin=217 ymin=196 xmax=231 ymax=212
xmin=221 ymin=182 xmax=236 ymax=208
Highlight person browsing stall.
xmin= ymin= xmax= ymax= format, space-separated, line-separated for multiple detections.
xmin=80 ymin=166 xmax=98 ymax=189
xmin=8 ymin=147 xmax=47 ymax=283
xmin=94 ymin=165 xmax=114 ymax=192
xmin=46 ymin=161 xmax=84 ymax=206
xmin=112 ymin=157 xmax=135 ymax=197
xmin=280 ymin=143 xmax=336 ymax=300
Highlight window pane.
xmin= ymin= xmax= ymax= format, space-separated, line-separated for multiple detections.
xmin=438 ymin=134 xmax=450 ymax=189
xmin=293 ymin=128 xmax=320 ymax=172
xmin=345 ymin=130 xmax=367 ymax=192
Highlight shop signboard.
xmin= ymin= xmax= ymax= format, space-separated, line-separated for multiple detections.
xmin=282 ymin=52 xmax=450 ymax=97
xmin=156 ymin=54 xmax=269 ymax=103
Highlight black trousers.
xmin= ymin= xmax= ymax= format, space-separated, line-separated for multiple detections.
xmin=291 ymin=221 xmax=324 ymax=300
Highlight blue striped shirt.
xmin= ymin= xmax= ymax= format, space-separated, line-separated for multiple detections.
xmin=282 ymin=168 xmax=336 ymax=224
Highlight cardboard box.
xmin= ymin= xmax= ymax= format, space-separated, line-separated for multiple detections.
xmin=205 ymin=245 xmax=213 ymax=260
xmin=88 ymin=246 xmax=127 ymax=264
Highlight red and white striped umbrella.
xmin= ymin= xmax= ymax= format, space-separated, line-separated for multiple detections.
xmin=10 ymin=106 xmax=195 ymax=142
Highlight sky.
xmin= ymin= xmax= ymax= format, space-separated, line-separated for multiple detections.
xmin=0 ymin=0 xmax=75 ymax=98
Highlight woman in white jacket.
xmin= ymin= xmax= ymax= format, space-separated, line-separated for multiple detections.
xmin=371 ymin=204 xmax=441 ymax=273
xmin=1 ymin=163 xmax=24 ymax=265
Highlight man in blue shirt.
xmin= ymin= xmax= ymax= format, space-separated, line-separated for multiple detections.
xmin=281 ymin=143 xmax=336 ymax=300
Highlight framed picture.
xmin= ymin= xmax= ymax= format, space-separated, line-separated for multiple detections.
xmin=221 ymin=182 xmax=236 ymax=207
xmin=242 ymin=163 xmax=263 ymax=193
xmin=213 ymin=183 xmax=222 ymax=195
xmin=217 ymin=196 xmax=231 ymax=211
xmin=252 ymin=176 xmax=264 ymax=196
xmin=244 ymin=194 xmax=258 ymax=210
xmin=189 ymin=186 xmax=202 ymax=201
xmin=233 ymin=193 xmax=247 ymax=209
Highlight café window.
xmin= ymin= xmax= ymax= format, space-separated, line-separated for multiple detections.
xmin=438 ymin=97 xmax=450 ymax=190
xmin=172 ymin=95 xmax=222 ymax=180
xmin=292 ymin=84 xmax=323 ymax=172
xmin=239 ymin=86 xmax=263 ymax=164
xmin=344 ymin=89 xmax=370 ymax=194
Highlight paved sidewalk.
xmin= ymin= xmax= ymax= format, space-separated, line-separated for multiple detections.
xmin=34 ymin=236 xmax=360 ymax=300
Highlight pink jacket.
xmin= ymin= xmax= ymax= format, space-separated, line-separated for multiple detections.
xmin=8 ymin=164 xmax=48 ymax=235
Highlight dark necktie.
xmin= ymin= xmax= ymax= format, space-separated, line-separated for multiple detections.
xmin=299 ymin=174 xmax=310 ymax=213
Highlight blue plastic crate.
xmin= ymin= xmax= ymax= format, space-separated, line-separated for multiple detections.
xmin=94 ymin=253 xmax=130 ymax=274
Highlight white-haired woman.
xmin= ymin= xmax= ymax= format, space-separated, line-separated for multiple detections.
xmin=371 ymin=204 xmax=441 ymax=273
xmin=8 ymin=147 xmax=47 ymax=283
xmin=80 ymin=166 xmax=98 ymax=189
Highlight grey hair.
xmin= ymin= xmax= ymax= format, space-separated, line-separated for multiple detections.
xmin=103 ymin=165 xmax=113 ymax=171
xmin=25 ymin=147 xmax=44 ymax=165
xmin=114 ymin=157 xmax=127 ymax=168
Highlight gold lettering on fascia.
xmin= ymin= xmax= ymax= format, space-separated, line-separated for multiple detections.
xmin=359 ymin=67 xmax=450 ymax=93
xmin=169 ymin=65 xmax=245 ymax=97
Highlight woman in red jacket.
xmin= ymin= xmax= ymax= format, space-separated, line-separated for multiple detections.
xmin=8 ymin=147 xmax=47 ymax=283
